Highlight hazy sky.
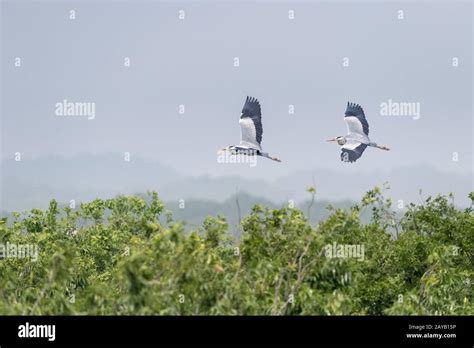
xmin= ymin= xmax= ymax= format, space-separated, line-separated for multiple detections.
xmin=1 ymin=0 xmax=473 ymax=182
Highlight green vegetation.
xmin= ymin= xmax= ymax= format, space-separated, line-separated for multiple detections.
xmin=0 ymin=189 xmax=472 ymax=315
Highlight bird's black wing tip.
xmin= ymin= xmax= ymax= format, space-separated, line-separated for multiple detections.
xmin=242 ymin=96 xmax=262 ymax=118
xmin=245 ymin=96 xmax=260 ymax=105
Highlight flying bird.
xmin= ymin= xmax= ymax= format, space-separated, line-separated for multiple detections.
xmin=219 ymin=96 xmax=281 ymax=162
xmin=327 ymin=102 xmax=390 ymax=163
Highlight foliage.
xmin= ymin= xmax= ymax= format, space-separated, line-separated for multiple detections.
xmin=0 ymin=189 xmax=472 ymax=315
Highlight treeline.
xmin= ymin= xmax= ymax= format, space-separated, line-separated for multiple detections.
xmin=0 ymin=189 xmax=472 ymax=315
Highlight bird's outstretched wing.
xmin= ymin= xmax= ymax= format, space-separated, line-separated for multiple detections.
xmin=340 ymin=140 xmax=367 ymax=163
xmin=344 ymin=102 xmax=369 ymax=137
xmin=239 ymin=96 xmax=263 ymax=150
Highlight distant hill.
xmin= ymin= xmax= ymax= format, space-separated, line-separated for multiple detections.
xmin=1 ymin=154 xmax=472 ymax=212
xmin=1 ymin=190 xmax=360 ymax=238
xmin=159 ymin=192 xmax=360 ymax=237
xmin=0 ymin=154 xmax=179 ymax=211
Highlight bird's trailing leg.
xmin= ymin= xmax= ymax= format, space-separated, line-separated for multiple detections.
xmin=369 ymin=143 xmax=390 ymax=151
xmin=260 ymin=152 xmax=282 ymax=162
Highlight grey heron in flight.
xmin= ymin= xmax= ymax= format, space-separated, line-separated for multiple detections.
xmin=327 ymin=102 xmax=390 ymax=163
xmin=219 ymin=96 xmax=281 ymax=162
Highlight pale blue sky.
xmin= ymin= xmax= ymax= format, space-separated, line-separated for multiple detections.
xmin=1 ymin=0 xmax=472 ymax=183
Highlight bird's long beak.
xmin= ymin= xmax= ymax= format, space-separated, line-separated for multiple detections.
xmin=217 ymin=148 xmax=226 ymax=154
xmin=326 ymin=138 xmax=337 ymax=142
